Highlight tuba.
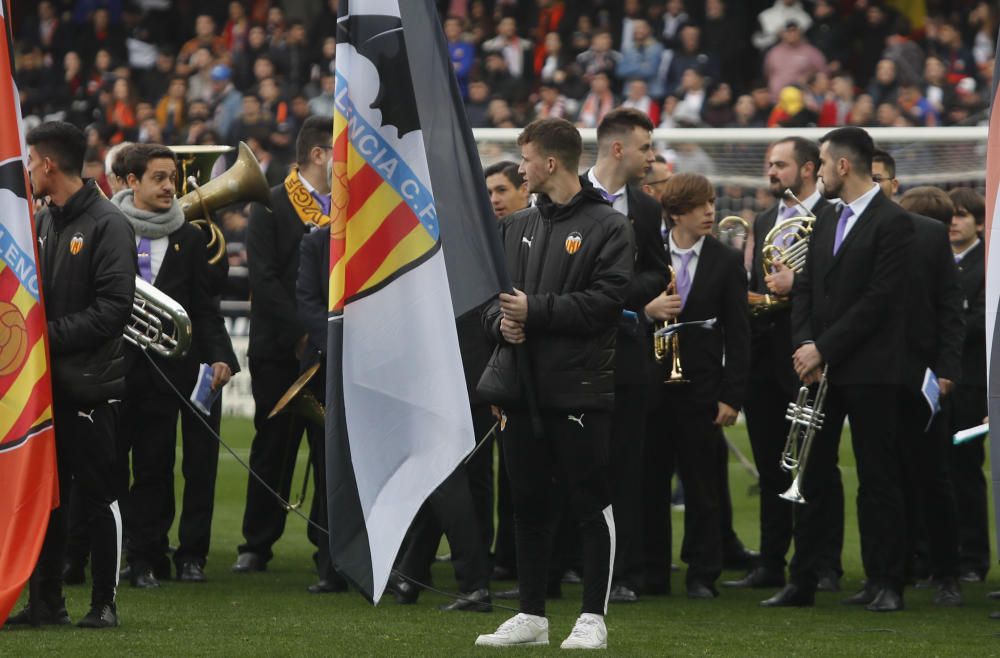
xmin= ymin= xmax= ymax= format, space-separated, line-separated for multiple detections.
xmin=778 ymin=365 xmax=829 ymax=504
xmin=653 ymin=266 xmax=688 ymax=384
xmin=752 ymin=189 xmax=817 ymax=315
xmin=126 ymin=277 xmax=193 ymax=358
xmin=171 ymin=142 xmax=272 ymax=264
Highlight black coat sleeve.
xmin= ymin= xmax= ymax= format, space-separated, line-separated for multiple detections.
xmin=47 ymin=212 xmax=135 ymax=355
xmin=187 ymin=230 xmax=239 ymax=372
xmin=790 ymin=228 xmax=815 ymax=346
xmin=933 ymin=233 xmax=965 ymax=383
xmin=247 ymin=199 xmax=304 ymax=347
xmin=624 ymin=194 xmax=670 ymax=314
xmin=719 ymin=248 xmax=751 ymax=409
xmin=297 ymin=228 xmax=329 ymax=360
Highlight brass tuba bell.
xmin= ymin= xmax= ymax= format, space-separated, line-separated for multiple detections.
xmin=171 ymin=142 xmax=272 ymax=265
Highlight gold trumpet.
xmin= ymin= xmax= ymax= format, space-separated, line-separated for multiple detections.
xmin=653 ymin=266 xmax=688 ymax=384
xmin=778 ymin=365 xmax=829 ymax=504
xmin=171 ymin=142 xmax=272 ymax=265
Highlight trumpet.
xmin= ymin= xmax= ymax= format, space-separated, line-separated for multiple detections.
xmin=125 ymin=277 xmax=193 ymax=358
xmin=653 ymin=266 xmax=688 ymax=384
xmin=778 ymin=365 xmax=829 ymax=504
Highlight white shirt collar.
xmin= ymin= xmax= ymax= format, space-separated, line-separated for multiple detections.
xmin=299 ymin=171 xmax=320 ymax=196
xmin=954 ymin=237 xmax=981 ymax=262
xmin=842 ymin=183 xmax=881 ymax=220
xmin=780 ymin=189 xmax=821 ymax=216
xmin=668 ymin=229 xmax=705 ymax=256
xmin=587 ymin=168 xmax=626 ymax=200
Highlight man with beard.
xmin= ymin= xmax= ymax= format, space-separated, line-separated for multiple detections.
xmin=762 ymin=127 xmax=912 ymax=611
xmin=724 ymin=137 xmax=843 ymax=592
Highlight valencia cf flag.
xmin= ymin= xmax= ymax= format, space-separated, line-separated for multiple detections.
xmin=326 ymin=0 xmax=507 ymax=603
xmin=986 ymin=26 xmax=1000 ymax=553
xmin=0 ymin=0 xmax=58 ymax=627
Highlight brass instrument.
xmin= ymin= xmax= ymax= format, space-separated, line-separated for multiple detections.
xmin=752 ymin=189 xmax=817 ymax=315
xmin=171 ymin=142 xmax=271 ymax=265
xmin=269 ymin=363 xmax=324 ymax=510
xmin=716 ymin=215 xmax=750 ymax=249
xmin=125 ymin=277 xmax=193 ymax=358
xmin=778 ymin=365 xmax=829 ymax=504
xmin=653 ymin=266 xmax=688 ymax=384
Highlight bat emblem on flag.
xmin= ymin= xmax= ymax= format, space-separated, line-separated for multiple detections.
xmin=69 ymin=232 xmax=84 ymax=255
xmin=565 ymin=232 xmax=583 ymax=255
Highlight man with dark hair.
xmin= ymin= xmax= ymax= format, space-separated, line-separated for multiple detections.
xmin=871 ymin=149 xmax=899 ymax=200
xmin=235 ymin=115 xmax=341 ymax=593
xmin=110 ymin=143 xmax=238 ymax=588
xmin=475 ymin=118 xmax=633 ymax=649
xmin=585 ymin=107 xmax=670 ymax=604
xmin=726 ymin=136 xmax=843 ymax=592
xmin=763 ymin=126 xmax=913 ymax=612
xmin=9 ymin=121 xmax=135 ymax=628
xmin=893 ymin=183 xmax=964 ymax=605
xmin=484 ymin=160 xmax=529 ymax=219
xmin=946 ymin=186 xmax=989 ymax=583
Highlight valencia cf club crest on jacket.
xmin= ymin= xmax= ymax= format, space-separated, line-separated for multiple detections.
xmin=565 ymin=232 xmax=583 ymax=255
xmin=69 ymin=232 xmax=84 ymax=255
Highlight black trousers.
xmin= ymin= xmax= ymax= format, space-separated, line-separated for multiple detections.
xmin=493 ymin=437 xmax=517 ymax=572
xmin=34 ymin=399 xmax=122 ymax=607
xmin=172 ymin=396 xmax=222 ymax=568
xmin=790 ymin=383 xmax=905 ymax=592
xmin=946 ymin=385 xmax=990 ymax=577
xmin=503 ymin=409 xmax=614 ymax=617
xmin=465 ymin=403 xmax=496 ymax=554
xmin=240 ymin=357 xmax=326 ymax=563
xmin=610 ymin=372 xmax=648 ymax=591
xmin=899 ymin=388 xmax=960 ymax=580
xmin=744 ymin=375 xmax=844 ymax=575
xmin=395 ymin=464 xmax=490 ymax=593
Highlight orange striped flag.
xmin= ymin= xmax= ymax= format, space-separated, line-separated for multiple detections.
xmin=0 ymin=0 xmax=58 ymax=627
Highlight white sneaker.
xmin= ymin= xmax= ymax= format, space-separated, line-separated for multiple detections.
xmin=475 ymin=613 xmax=549 ymax=647
xmin=560 ymin=613 xmax=607 ymax=650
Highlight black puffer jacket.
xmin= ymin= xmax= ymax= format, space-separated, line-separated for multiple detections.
xmin=477 ymin=187 xmax=634 ymax=411
xmin=37 ymin=180 xmax=136 ymax=403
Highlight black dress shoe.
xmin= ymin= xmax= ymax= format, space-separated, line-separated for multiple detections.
xmin=932 ymin=578 xmax=963 ymax=607
xmin=308 ymin=578 xmax=349 ymax=594
xmin=491 ymin=565 xmax=517 ymax=581
xmin=609 ymin=584 xmax=639 ymax=603
xmin=386 ymin=575 xmax=419 ymax=604
xmin=841 ymin=586 xmax=877 ymax=605
xmin=231 ymin=552 xmax=265 ymax=573
xmin=77 ymin=602 xmax=118 ymax=628
xmin=63 ymin=559 xmax=87 ymax=585
xmin=495 ymin=585 xmax=562 ymax=600
xmin=959 ymin=570 xmax=984 ymax=583
xmin=119 ymin=564 xmax=132 ymax=581
xmin=686 ymin=582 xmax=719 ymax=599
xmin=723 ymin=547 xmax=760 ymax=571
xmin=439 ymin=588 xmax=492 ymax=612
xmin=760 ymin=584 xmax=815 ymax=607
xmin=6 ymin=599 xmax=72 ymax=626
xmin=130 ymin=566 xmax=161 ymax=589
xmin=722 ymin=567 xmax=785 ymax=589
xmin=816 ymin=571 xmax=841 ymax=593
xmin=562 ymin=569 xmax=582 ymax=584
xmin=177 ymin=562 xmax=207 ymax=583
xmin=866 ymin=588 xmax=903 ymax=612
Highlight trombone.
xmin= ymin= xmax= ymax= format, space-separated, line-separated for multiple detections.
xmin=653 ymin=266 xmax=687 ymax=384
xmin=778 ymin=365 xmax=829 ymax=504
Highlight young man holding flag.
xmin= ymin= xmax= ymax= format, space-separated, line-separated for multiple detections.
xmin=476 ymin=118 xmax=634 ymax=649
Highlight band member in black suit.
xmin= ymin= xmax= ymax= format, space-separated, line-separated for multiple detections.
xmin=763 ymin=127 xmax=913 ymax=612
xmin=642 ymin=173 xmax=750 ymax=600
xmin=476 ymin=118 xmax=633 ymax=649
xmin=111 ymin=144 xmax=238 ymax=588
xmin=236 ymin=115 xmax=334 ymax=575
xmin=892 ymin=182 xmax=964 ymax=606
xmin=945 ymin=187 xmax=990 ymax=582
xmin=725 ymin=137 xmax=843 ymax=591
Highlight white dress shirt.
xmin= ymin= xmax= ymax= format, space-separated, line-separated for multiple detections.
xmin=667 ymin=229 xmax=705 ymax=285
xmin=954 ymin=238 xmax=981 ymax=263
xmin=838 ymin=183 xmax=881 ymax=242
xmin=587 ymin=168 xmax=629 ymax=217
xmin=777 ymin=188 xmax=822 ymax=217
xmin=137 ymin=235 xmax=168 ymax=282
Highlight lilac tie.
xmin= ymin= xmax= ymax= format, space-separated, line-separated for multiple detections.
xmin=137 ymin=237 xmax=153 ymax=283
xmin=600 ymin=189 xmax=620 ymax=205
xmin=311 ymin=191 xmax=331 ymax=216
xmin=832 ymin=205 xmax=854 ymax=256
xmin=781 ymin=204 xmax=798 ymax=219
xmin=675 ymin=251 xmax=695 ymax=308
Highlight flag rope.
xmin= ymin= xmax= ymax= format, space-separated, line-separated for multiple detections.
xmin=139 ymin=349 xmax=527 ymax=614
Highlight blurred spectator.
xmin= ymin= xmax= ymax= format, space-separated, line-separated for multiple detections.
xmin=750 ymin=82 xmax=775 ymax=124
xmin=701 ymin=82 xmax=734 ymax=128
xmin=576 ymin=30 xmax=621 ymax=86
xmin=850 ymin=1 xmax=899 ymax=87
xmin=57 ymin=50 xmax=96 ymax=127
xmin=669 ymin=139 xmax=717 ymax=176
xmin=657 ymin=95 xmax=679 ymax=129
xmin=622 ymin=79 xmax=660 ymax=125
xmin=658 ymin=0 xmax=690 ymax=50
xmin=876 ymin=101 xmax=904 ymax=128
xmin=884 ymin=27 xmax=924 ymax=87
xmin=866 ymin=58 xmax=899 ymax=108
xmin=482 ymin=17 xmax=533 ymax=82
xmin=487 ymin=98 xmax=518 ymax=128
xmin=703 ymin=0 xmax=749 ymax=95
xmin=727 ymin=94 xmax=763 ymax=128
xmin=307 ymin=72 xmax=336 ymax=120
xmin=897 ymin=82 xmax=939 ymax=127
xmin=155 ymin=76 xmax=188 ymax=143
xmin=665 ymin=25 xmax=718 ymax=98
xmin=829 ymin=72 xmax=856 ymax=126
xmin=753 ymin=0 xmax=812 ymax=53
xmin=763 ymin=21 xmax=826 ymax=101
xmin=618 ymin=0 xmax=646 ymax=52
xmin=76 ymin=8 xmax=127 ymax=68
xmin=534 ymin=80 xmax=577 ymax=120
xmin=23 ymin=1 xmax=70 ymax=61
xmin=847 ymin=93 xmax=876 ymax=126
xmin=536 ymin=32 xmax=571 ymax=87
xmin=617 ymin=20 xmax=666 ymax=99
xmin=673 ymin=66 xmax=709 ymax=124
xmin=923 ymin=56 xmax=956 ymax=120
xmin=15 ymin=44 xmax=58 ymax=119
xmin=576 ymin=71 xmax=616 ymax=128
xmin=567 ymin=14 xmax=595 ymax=59
xmin=224 ymin=1 xmax=252 ymax=54
xmin=178 ymin=14 xmax=228 ymax=69
xmin=138 ymin=116 xmax=165 ymax=144
xmin=767 ymin=86 xmax=818 ymax=128
xmin=969 ymin=2 xmax=997 ymax=78
xmin=531 ymin=0 xmax=566 ymax=73
xmin=234 ymin=25 xmax=271 ymax=91
xmin=271 ymin=20 xmax=312 ymax=96
xmin=209 ymin=65 xmax=243 ymax=141
xmin=186 ymin=47 xmax=217 ymax=104
xmin=928 ymin=21 xmax=979 ymax=86
xmin=804 ymin=71 xmax=838 ymax=127
xmin=445 ymin=16 xmax=475 ymax=99
xmin=465 ymin=80 xmax=492 ymax=128
xmin=139 ymin=48 xmax=177 ymax=105
xmin=107 ymin=77 xmax=139 ymax=144
xmin=807 ymin=0 xmax=846 ymax=69
xmin=482 ymin=51 xmax=527 ymax=103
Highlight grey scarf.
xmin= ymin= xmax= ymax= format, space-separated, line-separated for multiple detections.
xmin=111 ymin=189 xmax=185 ymax=239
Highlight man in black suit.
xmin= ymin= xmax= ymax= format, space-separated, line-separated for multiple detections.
xmin=946 ymin=187 xmax=990 ymax=583
xmin=111 ymin=143 xmax=238 ymax=588
xmin=763 ymin=126 xmax=913 ymax=612
xmin=892 ymin=181 xmax=964 ymax=606
xmin=642 ymin=173 xmax=750 ymax=600
xmin=584 ymin=108 xmax=670 ymax=604
xmin=236 ymin=115 xmax=334 ymax=577
xmin=725 ymin=137 xmax=843 ymax=592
